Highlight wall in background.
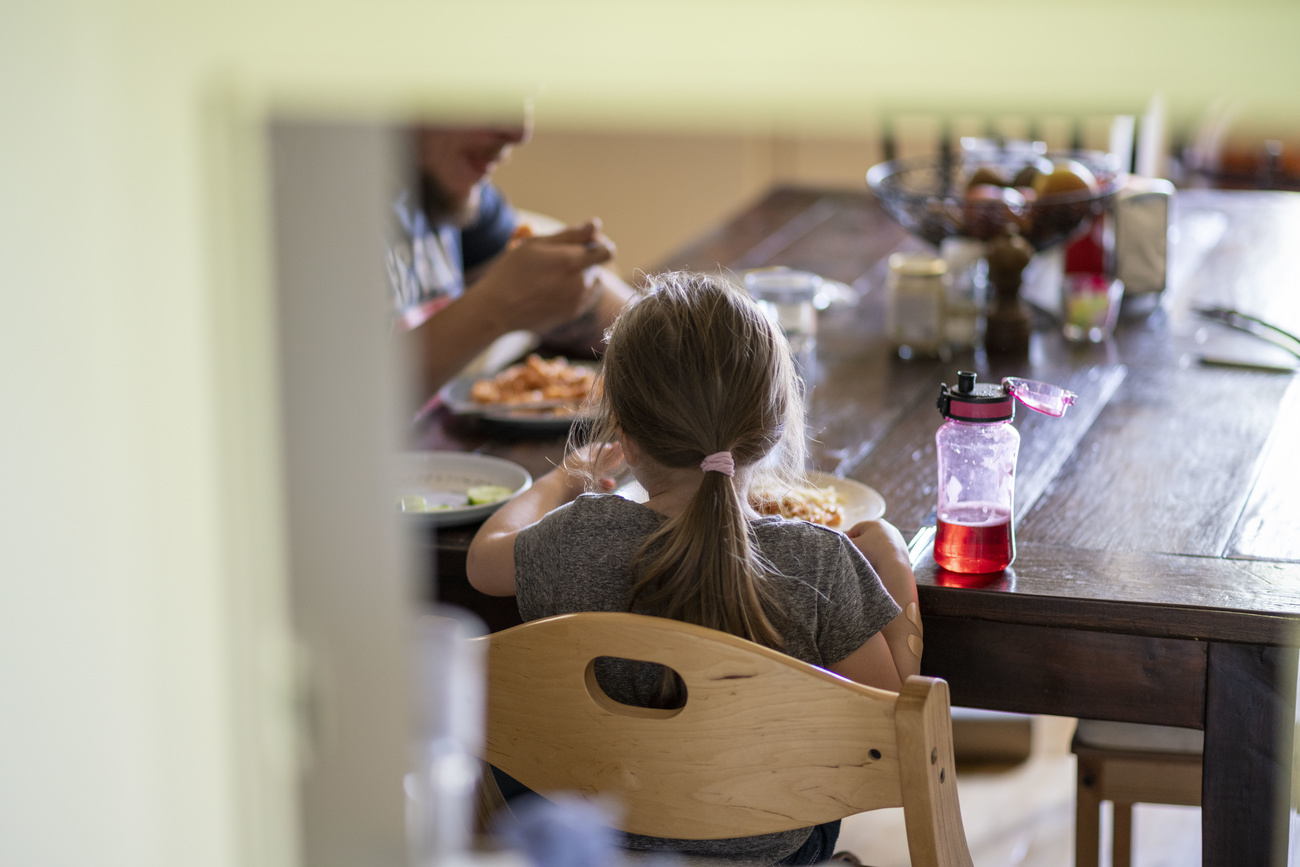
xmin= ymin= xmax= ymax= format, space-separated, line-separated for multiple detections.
xmin=491 ymin=112 xmax=1147 ymax=279
xmin=493 ymin=127 xmax=887 ymax=278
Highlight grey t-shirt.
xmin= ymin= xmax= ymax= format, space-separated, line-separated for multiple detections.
xmin=514 ymin=493 xmax=901 ymax=864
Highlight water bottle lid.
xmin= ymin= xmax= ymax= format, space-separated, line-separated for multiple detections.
xmin=1003 ymin=377 xmax=1077 ymax=417
xmin=937 ymin=370 xmax=1014 ymax=422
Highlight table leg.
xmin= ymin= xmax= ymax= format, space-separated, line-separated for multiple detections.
xmin=1202 ymin=642 xmax=1298 ymax=867
xmin=1075 ymin=752 xmax=1102 ymax=867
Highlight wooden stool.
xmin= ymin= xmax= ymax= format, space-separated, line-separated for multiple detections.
xmin=1072 ymin=720 xmax=1202 ymax=867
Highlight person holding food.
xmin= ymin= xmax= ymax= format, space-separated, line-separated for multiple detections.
xmin=388 ymin=117 xmax=635 ymax=406
xmin=466 ymin=271 xmax=921 ymax=866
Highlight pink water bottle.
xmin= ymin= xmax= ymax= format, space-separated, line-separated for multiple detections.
xmin=934 ymin=371 xmax=1075 ymax=573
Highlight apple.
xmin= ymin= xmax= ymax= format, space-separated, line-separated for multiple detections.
xmin=966 ymin=166 xmax=1009 ymax=190
xmin=1010 ymin=156 xmax=1055 ymax=190
xmin=963 ymin=184 xmax=1028 ymax=239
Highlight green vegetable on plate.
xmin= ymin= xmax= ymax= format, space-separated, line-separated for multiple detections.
xmin=399 ymin=494 xmax=428 ymax=512
xmin=467 ymin=484 xmax=513 ymax=505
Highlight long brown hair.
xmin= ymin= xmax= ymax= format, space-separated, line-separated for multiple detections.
xmin=577 ymin=271 xmax=806 ymax=651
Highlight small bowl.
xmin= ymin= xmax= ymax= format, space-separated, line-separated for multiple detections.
xmin=867 ymin=149 xmax=1126 ymax=251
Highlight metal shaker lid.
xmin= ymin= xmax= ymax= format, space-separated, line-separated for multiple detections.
xmin=937 ymin=370 xmax=1014 ymax=422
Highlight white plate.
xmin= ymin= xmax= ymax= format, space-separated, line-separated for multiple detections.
xmin=803 ymin=471 xmax=886 ymax=526
xmin=616 ymin=470 xmax=885 ymax=527
xmin=396 ymin=451 xmax=532 ymax=527
xmin=439 ymin=359 xmax=598 ymax=432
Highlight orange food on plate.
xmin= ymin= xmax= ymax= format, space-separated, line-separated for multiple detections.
xmin=750 ymin=484 xmax=845 ymax=527
xmin=470 ymin=354 xmax=596 ymax=406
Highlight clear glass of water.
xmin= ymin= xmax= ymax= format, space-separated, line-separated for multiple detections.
xmin=743 ymin=268 xmax=822 ymax=399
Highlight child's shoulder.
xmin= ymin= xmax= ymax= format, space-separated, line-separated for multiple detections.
xmin=753 ymin=515 xmax=860 ymax=559
xmin=754 ymin=514 xmax=849 ymax=541
xmin=564 ymin=492 xmax=661 ymax=527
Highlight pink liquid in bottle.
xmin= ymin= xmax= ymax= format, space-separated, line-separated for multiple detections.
xmin=934 ymin=502 xmax=1014 ymax=573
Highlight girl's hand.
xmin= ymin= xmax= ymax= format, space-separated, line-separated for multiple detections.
xmin=561 ymin=441 xmax=625 ymax=493
xmin=845 ymin=519 xmax=909 ymax=568
xmin=845 ymin=519 xmax=914 ymax=602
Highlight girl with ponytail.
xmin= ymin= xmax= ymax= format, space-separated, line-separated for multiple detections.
xmin=468 ymin=271 xmax=920 ymax=865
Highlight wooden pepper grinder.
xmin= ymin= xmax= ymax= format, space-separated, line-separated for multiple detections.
xmin=983 ymin=227 xmax=1035 ymax=357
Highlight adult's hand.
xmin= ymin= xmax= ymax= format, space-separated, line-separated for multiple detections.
xmin=404 ymin=218 xmax=625 ymax=408
xmin=471 ymin=220 xmax=614 ymax=334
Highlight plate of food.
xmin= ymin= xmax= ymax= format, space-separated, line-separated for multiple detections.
xmin=617 ymin=470 xmax=884 ymax=529
xmin=440 ymin=354 xmax=599 ymax=431
xmin=749 ymin=471 xmax=885 ymax=528
xmin=395 ymin=451 xmax=532 ymax=527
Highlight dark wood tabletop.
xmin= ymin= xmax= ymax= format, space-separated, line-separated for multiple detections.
xmin=418 ymin=186 xmax=1300 ymax=867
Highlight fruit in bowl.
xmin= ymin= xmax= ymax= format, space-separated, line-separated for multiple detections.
xmin=1033 ymin=158 xmax=1099 ymax=199
xmin=867 ymin=148 xmax=1124 ymax=250
xmin=1010 ymin=156 xmax=1055 ymax=190
xmin=964 ymin=184 xmax=1030 ymax=239
xmin=967 ymin=165 xmax=1011 ymax=189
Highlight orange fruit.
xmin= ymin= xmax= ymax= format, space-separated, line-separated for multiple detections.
xmin=1033 ymin=159 xmax=1099 ymax=199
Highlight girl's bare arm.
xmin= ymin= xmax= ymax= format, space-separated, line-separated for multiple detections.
xmin=846 ymin=519 xmax=923 ymax=683
xmin=466 ymin=443 xmax=624 ymax=596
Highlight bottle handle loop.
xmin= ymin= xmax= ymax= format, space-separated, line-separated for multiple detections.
xmin=1002 ymin=377 xmax=1077 ymax=417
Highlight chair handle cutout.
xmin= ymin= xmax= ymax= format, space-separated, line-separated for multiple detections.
xmin=583 ymin=656 xmax=687 ymax=721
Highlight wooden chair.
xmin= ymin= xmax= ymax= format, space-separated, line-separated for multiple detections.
xmin=1072 ymin=720 xmax=1203 ymax=867
xmin=474 ymin=611 xmax=974 ymax=867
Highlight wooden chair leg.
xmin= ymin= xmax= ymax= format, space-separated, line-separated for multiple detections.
xmin=1075 ymin=755 xmax=1102 ymax=867
xmin=1112 ymin=801 xmax=1134 ymax=867
xmin=474 ymin=762 xmax=509 ymax=837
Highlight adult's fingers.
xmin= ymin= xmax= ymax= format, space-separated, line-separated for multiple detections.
xmin=576 ymin=238 xmax=614 ymax=268
xmin=542 ymin=237 xmax=612 ymax=271
xmin=537 ymin=220 xmax=599 ymax=245
xmin=525 ymin=231 xmax=612 ymax=272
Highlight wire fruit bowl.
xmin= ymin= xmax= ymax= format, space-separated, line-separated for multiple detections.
xmin=867 ymin=149 xmax=1126 ymax=250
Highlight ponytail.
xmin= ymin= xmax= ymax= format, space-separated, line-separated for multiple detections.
xmin=629 ymin=456 xmax=785 ymax=650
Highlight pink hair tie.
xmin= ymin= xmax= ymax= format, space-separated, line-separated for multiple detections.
xmin=700 ymin=451 xmax=735 ymax=476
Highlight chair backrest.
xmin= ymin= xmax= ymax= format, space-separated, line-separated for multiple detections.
xmin=475 ymin=612 xmax=973 ymax=867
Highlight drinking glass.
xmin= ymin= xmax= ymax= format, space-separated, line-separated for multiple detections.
xmin=1062 ymin=273 xmax=1124 ymax=342
xmin=743 ymin=268 xmax=821 ymax=396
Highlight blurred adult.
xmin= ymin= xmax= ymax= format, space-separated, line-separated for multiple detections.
xmin=387 ymin=113 xmax=635 ymax=406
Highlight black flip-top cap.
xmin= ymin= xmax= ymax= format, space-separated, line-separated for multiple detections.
xmin=937 ymin=370 xmax=1015 ymax=422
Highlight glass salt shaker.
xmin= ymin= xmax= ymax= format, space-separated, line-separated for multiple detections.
xmin=940 ymin=237 xmax=986 ymax=352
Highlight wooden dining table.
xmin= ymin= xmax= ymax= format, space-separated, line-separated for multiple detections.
xmin=417 ymin=185 xmax=1300 ymax=867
